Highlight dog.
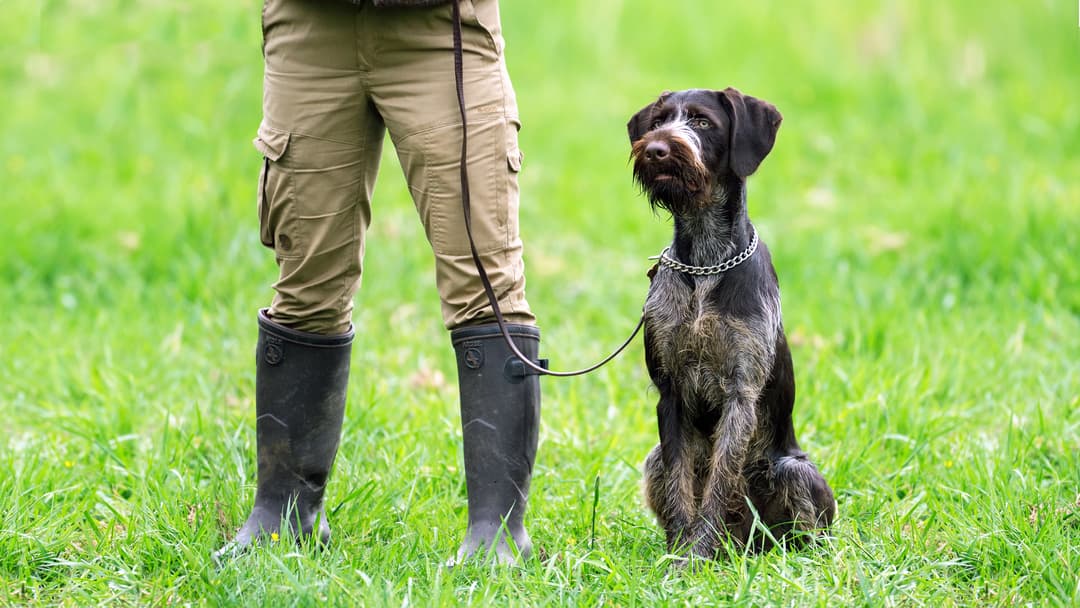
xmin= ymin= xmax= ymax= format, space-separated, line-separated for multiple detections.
xmin=629 ymin=88 xmax=835 ymax=559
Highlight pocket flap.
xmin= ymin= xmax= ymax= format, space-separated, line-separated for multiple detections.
xmin=507 ymin=148 xmax=523 ymax=172
xmin=253 ymin=123 xmax=290 ymax=162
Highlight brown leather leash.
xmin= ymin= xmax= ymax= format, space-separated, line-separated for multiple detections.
xmin=451 ymin=0 xmax=644 ymax=377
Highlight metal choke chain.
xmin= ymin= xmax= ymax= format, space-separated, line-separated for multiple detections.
xmin=651 ymin=227 xmax=758 ymax=276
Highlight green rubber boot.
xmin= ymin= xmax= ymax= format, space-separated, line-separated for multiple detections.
xmin=450 ymin=323 xmax=545 ymax=565
xmin=216 ymin=309 xmax=353 ymax=558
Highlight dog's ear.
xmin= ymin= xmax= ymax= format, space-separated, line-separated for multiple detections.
xmin=627 ymin=92 xmax=671 ymax=143
xmin=717 ymin=87 xmax=782 ymax=178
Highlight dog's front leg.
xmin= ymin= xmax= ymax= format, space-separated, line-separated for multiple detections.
xmin=643 ymin=381 xmax=699 ymax=552
xmin=693 ymin=394 xmax=758 ymax=558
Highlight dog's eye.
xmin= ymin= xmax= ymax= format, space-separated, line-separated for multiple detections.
xmin=650 ymin=119 xmax=663 ymax=130
xmin=691 ymin=118 xmax=712 ymax=129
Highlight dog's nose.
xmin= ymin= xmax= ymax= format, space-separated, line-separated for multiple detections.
xmin=644 ymin=140 xmax=670 ymax=162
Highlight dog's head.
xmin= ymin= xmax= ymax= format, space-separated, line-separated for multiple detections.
xmin=628 ymin=88 xmax=782 ymax=213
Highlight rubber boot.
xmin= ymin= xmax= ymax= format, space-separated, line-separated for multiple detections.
xmin=216 ymin=309 xmax=353 ymax=558
xmin=450 ymin=323 xmax=545 ymax=565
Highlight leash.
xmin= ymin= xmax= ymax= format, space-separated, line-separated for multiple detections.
xmin=451 ymin=0 xmax=644 ymax=377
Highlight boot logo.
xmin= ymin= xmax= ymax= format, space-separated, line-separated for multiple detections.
xmin=264 ymin=337 xmax=284 ymax=366
xmin=462 ymin=341 xmax=484 ymax=369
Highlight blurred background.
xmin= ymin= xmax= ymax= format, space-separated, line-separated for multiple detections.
xmin=1 ymin=0 xmax=1077 ymax=604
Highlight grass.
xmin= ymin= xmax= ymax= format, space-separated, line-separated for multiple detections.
xmin=2 ymin=0 xmax=1078 ymax=605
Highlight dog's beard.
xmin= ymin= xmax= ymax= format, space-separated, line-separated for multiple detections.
xmin=631 ymin=137 xmax=711 ymax=214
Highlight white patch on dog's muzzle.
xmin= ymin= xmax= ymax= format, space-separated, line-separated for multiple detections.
xmin=656 ymin=111 xmax=704 ymax=166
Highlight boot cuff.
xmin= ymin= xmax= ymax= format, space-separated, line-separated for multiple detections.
xmin=258 ymin=309 xmax=355 ymax=347
xmin=451 ymin=323 xmax=540 ymax=346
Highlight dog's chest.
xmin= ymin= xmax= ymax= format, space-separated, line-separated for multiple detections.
xmin=645 ymin=269 xmax=778 ymax=400
xmin=646 ymin=269 xmax=711 ymax=329
xmin=646 ymin=271 xmax=722 ymax=363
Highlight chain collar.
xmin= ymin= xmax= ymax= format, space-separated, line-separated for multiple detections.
xmin=649 ymin=227 xmax=758 ymax=276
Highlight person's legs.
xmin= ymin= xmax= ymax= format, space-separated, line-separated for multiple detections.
xmin=221 ymin=0 xmax=383 ymax=554
xmin=259 ymin=0 xmax=384 ymax=335
xmin=368 ymin=0 xmax=543 ymax=563
xmin=368 ymin=0 xmax=532 ymax=329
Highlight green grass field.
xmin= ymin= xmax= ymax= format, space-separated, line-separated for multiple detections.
xmin=2 ymin=0 xmax=1078 ymax=605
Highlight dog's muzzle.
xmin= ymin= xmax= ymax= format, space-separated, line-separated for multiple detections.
xmin=631 ymin=124 xmax=710 ymax=210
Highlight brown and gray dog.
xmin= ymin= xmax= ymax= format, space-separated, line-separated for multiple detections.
xmin=629 ymin=88 xmax=835 ymax=559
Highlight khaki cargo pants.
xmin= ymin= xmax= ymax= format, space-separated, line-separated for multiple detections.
xmin=256 ymin=0 xmax=534 ymax=335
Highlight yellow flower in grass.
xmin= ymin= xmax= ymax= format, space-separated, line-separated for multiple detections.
xmin=270 ymin=532 xmax=280 ymax=542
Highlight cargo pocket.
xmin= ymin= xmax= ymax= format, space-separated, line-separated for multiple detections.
xmin=506 ymin=117 xmax=523 ymax=171
xmin=504 ymin=119 xmax=523 ymax=243
xmin=253 ymin=124 xmax=291 ymax=251
xmin=419 ymin=117 xmax=511 ymax=256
